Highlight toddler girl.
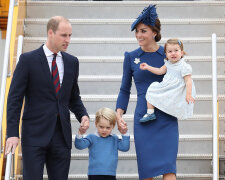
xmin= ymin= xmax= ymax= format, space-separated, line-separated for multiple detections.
xmin=140 ymin=38 xmax=196 ymax=123
xmin=75 ymin=107 xmax=130 ymax=180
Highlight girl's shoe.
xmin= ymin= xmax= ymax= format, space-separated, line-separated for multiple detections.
xmin=140 ymin=113 xmax=156 ymax=123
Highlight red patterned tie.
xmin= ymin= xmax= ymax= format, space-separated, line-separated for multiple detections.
xmin=52 ymin=53 xmax=60 ymax=97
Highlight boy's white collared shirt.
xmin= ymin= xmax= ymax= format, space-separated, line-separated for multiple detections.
xmin=76 ymin=131 xmax=130 ymax=139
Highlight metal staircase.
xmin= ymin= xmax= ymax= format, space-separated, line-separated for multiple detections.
xmin=15 ymin=1 xmax=225 ymax=179
xmin=0 ymin=33 xmax=5 ymax=81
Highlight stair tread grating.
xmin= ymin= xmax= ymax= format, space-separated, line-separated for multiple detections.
xmin=25 ymin=18 xmax=225 ymax=24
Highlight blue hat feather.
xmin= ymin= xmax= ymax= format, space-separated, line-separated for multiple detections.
xmin=131 ymin=5 xmax=158 ymax=31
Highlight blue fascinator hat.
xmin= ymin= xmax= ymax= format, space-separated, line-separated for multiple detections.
xmin=131 ymin=5 xmax=158 ymax=31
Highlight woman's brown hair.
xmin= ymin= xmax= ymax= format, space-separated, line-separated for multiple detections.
xmin=149 ymin=18 xmax=161 ymax=42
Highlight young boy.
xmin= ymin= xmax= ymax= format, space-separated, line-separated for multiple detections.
xmin=75 ymin=107 xmax=130 ymax=180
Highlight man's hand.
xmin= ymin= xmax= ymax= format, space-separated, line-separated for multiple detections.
xmin=117 ymin=115 xmax=128 ymax=135
xmin=5 ymin=137 xmax=19 ymax=155
xmin=79 ymin=116 xmax=90 ymax=135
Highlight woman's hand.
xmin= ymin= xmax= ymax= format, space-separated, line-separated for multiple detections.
xmin=140 ymin=63 xmax=149 ymax=70
xmin=116 ymin=113 xmax=128 ymax=134
xmin=186 ymin=95 xmax=195 ymax=104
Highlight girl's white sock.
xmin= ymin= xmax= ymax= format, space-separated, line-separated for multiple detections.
xmin=147 ymin=109 xmax=154 ymax=114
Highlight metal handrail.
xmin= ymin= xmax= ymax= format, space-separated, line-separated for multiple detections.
xmin=4 ymin=35 xmax=24 ymax=180
xmin=212 ymin=33 xmax=218 ymax=180
xmin=16 ymin=35 xmax=24 ymax=65
xmin=0 ymin=0 xmax=15 ymax=154
xmin=4 ymin=152 xmax=12 ymax=180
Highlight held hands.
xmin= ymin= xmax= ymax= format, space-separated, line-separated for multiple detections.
xmin=5 ymin=137 xmax=19 ymax=155
xmin=116 ymin=114 xmax=128 ymax=135
xmin=140 ymin=63 xmax=149 ymax=70
xmin=186 ymin=95 xmax=195 ymax=104
xmin=79 ymin=115 xmax=90 ymax=135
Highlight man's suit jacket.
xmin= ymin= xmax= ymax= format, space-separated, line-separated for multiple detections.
xmin=7 ymin=45 xmax=88 ymax=149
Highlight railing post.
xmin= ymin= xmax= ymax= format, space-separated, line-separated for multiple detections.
xmin=16 ymin=35 xmax=23 ymax=64
xmin=212 ymin=33 xmax=218 ymax=180
xmin=4 ymin=35 xmax=24 ymax=180
xmin=0 ymin=0 xmax=15 ymax=155
xmin=4 ymin=152 xmax=12 ymax=180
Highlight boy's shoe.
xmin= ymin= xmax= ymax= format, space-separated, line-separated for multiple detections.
xmin=140 ymin=113 xmax=156 ymax=123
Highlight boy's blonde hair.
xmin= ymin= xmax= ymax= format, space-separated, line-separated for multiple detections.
xmin=95 ymin=107 xmax=117 ymax=127
xmin=164 ymin=38 xmax=186 ymax=59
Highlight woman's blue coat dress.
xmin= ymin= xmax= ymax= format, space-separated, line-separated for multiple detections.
xmin=116 ymin=46 xmax=179 ymax=179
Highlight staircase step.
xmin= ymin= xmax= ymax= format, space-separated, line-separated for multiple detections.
xmin=61 ymin=155 xmax=222 ymax=174
xmin=16 ymin=173 xmax=225 ymax=180
xmin=24 ymin=18 xmax=225 ymax=37
xmin=18 ymin=152 xmax=219 ymax=160
xmin=78 ymin=78 xmax=225 ymax=95
xmin=16 ymin=55 xmax=225 ymax=75
xmin=77 ymin=75 xmax=225 ymax=95
xmin=69 ymin=153 xmax=218 ymax=160
xmin=26 ymin=1 xmax=225 ymax=19
xmin=71 ymin=135 xmax=225 ymax=155
xmin=78 ymin=75 xmax=225 ymax=81
xmin=71 ymin=114 xmax=225 ymax=136
xmin=23 ymin=37 xmax=225 ymax=56
xmin=16 ymin=153 xmax=225 ymax=174
xmin=76 ymin=94 xmax=225 ymax=114
xmin=71 ymin=134 xmax=225 ymax=142
xmin=79 ymin=94 xmax=225 ymax=101
xmin=77 ymin=56 xmax=225 ymax=76
xmin=71 ymin=114 xmax=225 ymax=121
xmin=77 ymin=56 xmax=225 ymax=63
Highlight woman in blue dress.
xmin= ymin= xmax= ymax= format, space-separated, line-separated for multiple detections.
xmin=116 ymin=5 xmax=178 ymax=180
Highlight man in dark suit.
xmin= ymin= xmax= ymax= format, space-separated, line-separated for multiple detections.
xmin=5 ymin=16 xmax=89 ymax=180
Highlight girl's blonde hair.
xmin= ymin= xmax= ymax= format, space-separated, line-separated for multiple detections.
xmin=95 ymin=107 xmax=117 ymax=127
xmin=164 ymin=38 xmax=186 ymax=59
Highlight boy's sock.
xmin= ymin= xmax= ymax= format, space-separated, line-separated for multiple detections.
xmin=147 ymin=109 xmax=154 ymax=114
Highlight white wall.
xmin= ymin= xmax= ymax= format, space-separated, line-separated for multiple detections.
xmin=0 ymin=30 xmax=6 ymax=83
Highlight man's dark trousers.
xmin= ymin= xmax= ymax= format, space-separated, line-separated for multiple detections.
xmin=22 ymin=119 xmax=71 ymax=180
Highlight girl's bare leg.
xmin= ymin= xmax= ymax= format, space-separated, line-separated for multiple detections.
xmin=147 ymin=101 xmax=154 ymax=110
xmin=163 ymin=173 xmax=176 ymax=180
xmin=142 ymin=173 xmax=176 ymax=180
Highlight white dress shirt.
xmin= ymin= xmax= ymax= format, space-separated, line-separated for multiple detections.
xmin=43 ymin=44 xmax=64 ymax=86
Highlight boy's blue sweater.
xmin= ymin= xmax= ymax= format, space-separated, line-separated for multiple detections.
xmin=75 ymin=133 xmax=130 ymax=176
